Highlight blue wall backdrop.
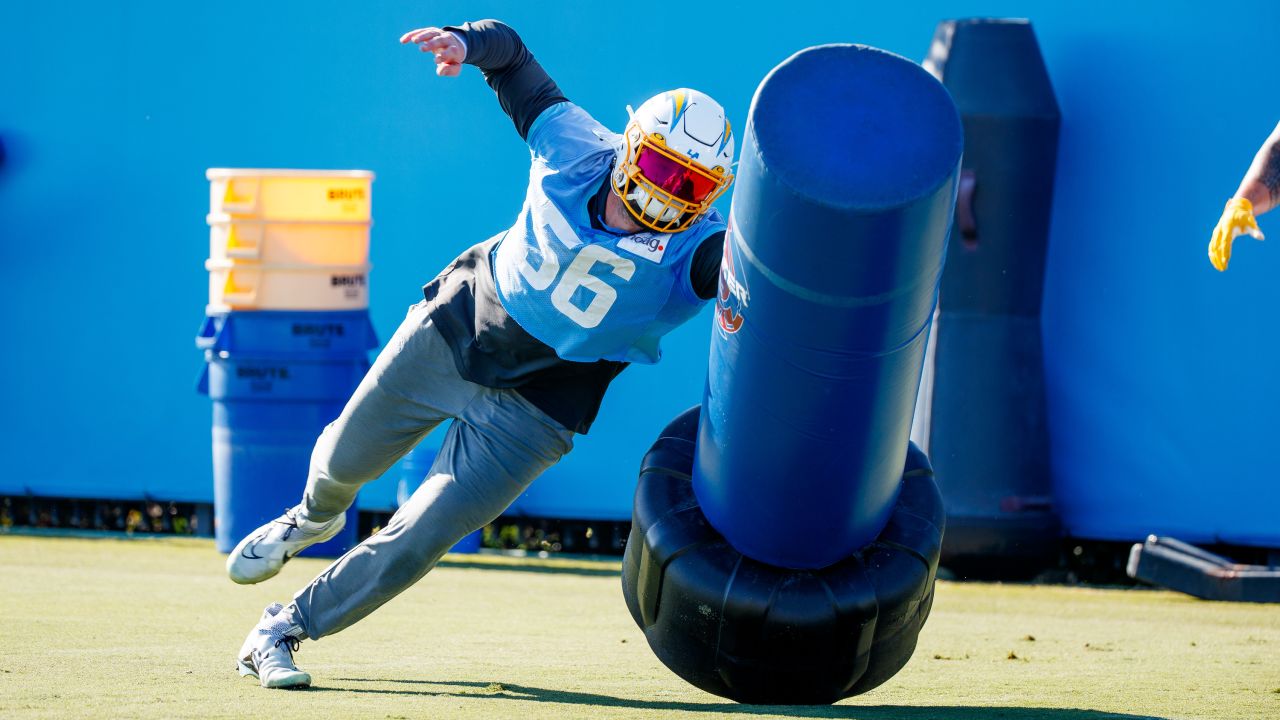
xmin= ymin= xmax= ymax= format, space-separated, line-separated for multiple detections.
xmin=3 ymin=2 xmax=1278 ymax=539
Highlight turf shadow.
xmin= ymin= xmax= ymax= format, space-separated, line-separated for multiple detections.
xmin=323 ymin=678 xmax=1167 ymax=719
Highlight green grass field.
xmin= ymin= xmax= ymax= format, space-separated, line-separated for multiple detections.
xmin=0 ymin=534 xmax=1275 ymax=719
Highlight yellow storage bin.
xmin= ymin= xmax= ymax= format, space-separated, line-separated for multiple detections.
xmin=205 ymin=259 xmax=371 ymax=312
xmin=208 ymin=214 xmax=370 ymax=265
xmin=208 ymin=168 xmax=374 ymax=222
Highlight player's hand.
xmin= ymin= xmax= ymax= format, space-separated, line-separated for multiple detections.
xmin=399 ymin=27 xmax=465 ymax=77
xmin=1208 ymin=197 xmax=1265 ymax=271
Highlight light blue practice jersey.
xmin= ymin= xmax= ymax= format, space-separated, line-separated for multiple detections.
xmin=492 ymin=102 xmax=725 ymax=364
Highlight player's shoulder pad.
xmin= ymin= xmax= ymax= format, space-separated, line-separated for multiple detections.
xmin=527 ymin=102 xmax=619 ymax=165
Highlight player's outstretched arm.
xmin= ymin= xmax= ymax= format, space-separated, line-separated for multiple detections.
xmin=400 ymin=20 xmax=568 ymax=140
xmin=1236 ymin=121 xmax=1280 ymax=217
xmin=1208 ymin=121 xmax=1280 ymax=271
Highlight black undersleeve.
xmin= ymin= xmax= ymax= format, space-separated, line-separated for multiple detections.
xmin=444 ymin=20 xmax=568 ymax=140
xmin=691 ymin=232 xmax=726 ymax=300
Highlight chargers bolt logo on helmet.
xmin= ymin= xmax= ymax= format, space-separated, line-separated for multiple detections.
xmin=612 ymin=88 xmax=735 ymax=233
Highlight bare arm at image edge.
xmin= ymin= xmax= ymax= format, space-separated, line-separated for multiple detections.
xmin=1237 ymin=121 xmax=1280 ymax=216
xmin=1208 ymin=121 xmax=1280 ymax=271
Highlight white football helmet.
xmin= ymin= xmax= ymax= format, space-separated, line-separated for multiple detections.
xmin=611 ymin=88 xmax=735 ymax=233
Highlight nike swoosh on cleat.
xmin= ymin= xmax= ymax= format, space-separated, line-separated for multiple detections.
xmin=240 ymin=532 xmax=270 ymax=560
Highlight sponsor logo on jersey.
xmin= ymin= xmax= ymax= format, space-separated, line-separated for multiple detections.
xmin=716 ymin=222 xmax=748 ymax=335
xmin=617 ymin=232 xmax=668 ymax=263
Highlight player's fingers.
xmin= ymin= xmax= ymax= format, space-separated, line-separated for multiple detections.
xmin=1218 ymin=236 xmax=1233 ymax=270
xmin=419 ymin=34 xmax=451 ymax=49
xmin=1209 ymin=246 xmax=1226 ymax=271
xmin=1208 ymin=228 xmax=1228 ymax=271
xmin=420 ymin=34 xmax=456 ymax=56
xmin=436 ymin=62 xmax=462 ymax=77
xmin=422 ymin=45 xmax=462 ymax=67
xmin=404 ymin=28 xmax=443 ymax=45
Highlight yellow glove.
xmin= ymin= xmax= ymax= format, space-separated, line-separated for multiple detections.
xmin=1208 ymin=197 xmax=1265 ymax=271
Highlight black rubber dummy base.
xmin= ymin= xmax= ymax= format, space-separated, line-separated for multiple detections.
xmin=621 ymin=406 xmax=946 ymax=705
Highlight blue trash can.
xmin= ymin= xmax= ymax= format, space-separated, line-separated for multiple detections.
xmin=449 ymin=529 xmax=483 ymax=554
xmin=197 ymin=310 xmax=374 ymax=557
xmin=197 ymin=310 xmax=377 ymax=357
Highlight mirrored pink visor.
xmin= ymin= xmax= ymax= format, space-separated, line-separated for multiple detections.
xmin=635 ymin=146 xmax=719 ymax=203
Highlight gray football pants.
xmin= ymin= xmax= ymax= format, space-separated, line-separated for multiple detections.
xmin=286 ymin=301 xmax=575 ymax=640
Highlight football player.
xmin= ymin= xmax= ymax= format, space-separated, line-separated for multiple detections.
xmin=228 ymin=19 xmax=736 ymax=688
xmin=1208 ymin=120 xmax=1280 ymax=271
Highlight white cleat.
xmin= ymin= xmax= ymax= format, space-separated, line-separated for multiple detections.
xmin=237 ymin=603 xmax=312 ymax=689
xmin=226 ymin=506 xmax=345 ymax=585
